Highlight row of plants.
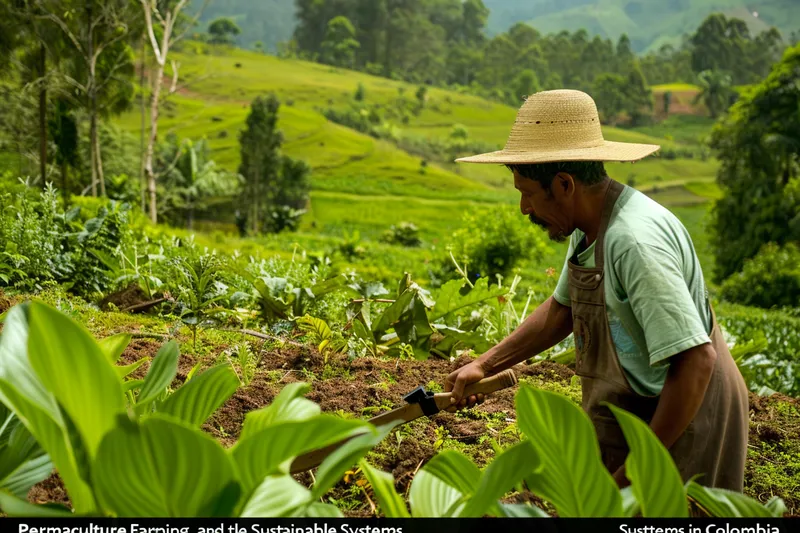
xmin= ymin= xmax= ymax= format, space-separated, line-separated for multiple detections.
xmin=0 ymin=300 xmax=788 ymax=518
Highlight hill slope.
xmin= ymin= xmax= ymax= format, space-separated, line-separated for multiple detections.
xmin=483 ymin=0 xmax=797 ymax=52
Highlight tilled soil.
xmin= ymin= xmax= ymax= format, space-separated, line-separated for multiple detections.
xmin=25 ymin=340 xmax=800 ymax=517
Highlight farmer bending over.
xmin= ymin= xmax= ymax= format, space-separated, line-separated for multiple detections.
xmin=445 ymin=90 xmax=749 ymax=491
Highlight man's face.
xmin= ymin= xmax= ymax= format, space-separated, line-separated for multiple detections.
xmin=514 ymin=170 xmax=575 ymax=243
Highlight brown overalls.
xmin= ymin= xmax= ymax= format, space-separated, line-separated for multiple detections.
xmin=568 ymin=180 xmax=750 ymax=490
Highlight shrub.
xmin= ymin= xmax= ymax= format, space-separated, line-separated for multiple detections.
xmin=380 ymin=222 xmax=421 ymax=247
xmin=440 ymin=206 xmax=549 ymax=284
xmin=720 ymin=242 xmax=800 ymax=309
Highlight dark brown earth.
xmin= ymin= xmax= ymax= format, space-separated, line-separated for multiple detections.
xmin=24 ymin=339 xmax=800 ymax=517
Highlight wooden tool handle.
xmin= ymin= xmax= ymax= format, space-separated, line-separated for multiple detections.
xmin=432 ymin=368 xmax=517 ymax=410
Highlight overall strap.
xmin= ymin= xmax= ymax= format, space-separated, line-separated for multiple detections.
xmin=594 ymin=180 xmax=625 ymax=270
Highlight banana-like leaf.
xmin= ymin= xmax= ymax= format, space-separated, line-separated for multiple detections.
xmin=517 ymin=385 xmax=623 ymax=517
xmin=0 ymin=408 xmax=53 ymax=498
xmin=0 ymin=306 xmax=102 ymax=512
xmin=98 ymin=334 xmax=131 ymax=364
xmin=240 ymin=475 xmax=313 ymax=517
xmin=304 ymin=502 xmax=345 ymax=518
xmin=430 ymin=278 xmax=508 ymax=321
xmin=621 ymin=486 xmax=641 ymax=517
xmin=0 ymin=490 xmax=72 ymax=516
xmin=311 ymin=420 xmax=400 ymax=499
xmin=239 ymin=383 xmax=320 ymax=440
xmin=461 ymin=440 xmax=541 ymax=517
xmin=232 ymin=416 xmax=370 ymax=495
xmin=607 ymin=404 xmax=688 ymax=517
xmin=297 ymin=315 xmax=332 ymax=341
xmin=26 ymin=303 xmax=125 ymax=462
xmin=419 ymin=450 xmax=481 ymax=496
xmin=359 ymin=460 xmax=410 ymax=518
xmin=136 ymin=340 xmax=180 ymax=407
xmin=93 ymin=414 xmax=237 ymax=517
xmin=686 ymin=481 xmax=786 ymax=517
xmin=116 ymin=358 xmax=148 ymax=380
xmin=408 ymin=468 xmax=466 ymax=517
xmin=157 ymin=363 xmax=240 ymax=427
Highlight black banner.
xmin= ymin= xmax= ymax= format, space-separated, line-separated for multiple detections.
xmin=1 ymin=518 xmax=797 ymax=533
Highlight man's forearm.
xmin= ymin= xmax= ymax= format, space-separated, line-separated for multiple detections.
xmin=477 ymin=296 xmax=573 ymax=374
xmin=648 ymin=343 xmax=717 ymax=450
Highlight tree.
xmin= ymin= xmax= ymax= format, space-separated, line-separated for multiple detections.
xmin=592 ymin=73 xmax=626 ymax=125
xmin=37 ymin=0 xmax=138 ymax=198
xmin=623 ymin=62 xmax=653 ymax=125
xmin=508 ymin=69 xmax=540 ymax=105
xmin=320 ymin=16 xmax=360 ymax=68
xmin=708 ymin=44 xmax=800 ymax=283
xmin=693 ymin=69 xmax=734 ymax=119
xmin=237 ymin=94 xmax=283 ymax=235
xmin=140 ymin=0 xmax=209 ymax=223
xmin=208 ymin=17 xmax=241 ymax=45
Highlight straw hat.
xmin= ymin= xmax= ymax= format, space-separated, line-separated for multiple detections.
xmin=456 ymin=89 xmax=660 ymax=164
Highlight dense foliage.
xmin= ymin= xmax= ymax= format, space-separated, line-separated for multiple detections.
xmin=709 ymin=43 xmax=800 ymax=286
xmin=720 ymin=242 xmax=800 ymax=310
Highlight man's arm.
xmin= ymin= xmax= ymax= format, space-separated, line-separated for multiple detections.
xmin=613 ymin=341 xmax=716 ymax=487
xmin=445 ymin=295 xmax=573 ymax=407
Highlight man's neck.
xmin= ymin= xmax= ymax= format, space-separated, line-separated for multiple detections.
xmin=574 ymin=178 xmax=613 ymax=246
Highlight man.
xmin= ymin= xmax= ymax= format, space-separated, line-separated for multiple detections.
xmin=445 ymin=89 xmax=749 ymax=491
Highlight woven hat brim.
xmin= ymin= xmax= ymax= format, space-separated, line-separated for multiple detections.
xmin=455 ymin=141 xmax=660 ymax=164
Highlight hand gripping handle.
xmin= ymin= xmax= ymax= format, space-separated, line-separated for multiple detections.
xmin=432 ymin=368 xmax=518 ymax=411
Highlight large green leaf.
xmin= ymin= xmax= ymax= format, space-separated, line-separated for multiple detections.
xmin=419 ymin=450 xmax=481 ymax=496
xmin=93 ymin=414 xmax=237 ymax=517
xmin=371 ymin=290 xmax=414 ymax=337
xmin=408 ymin=468 xmax=465 ymax=517
xmin=517 ymin=385 xmax=623 ymax=517
xmin=686 ymin=481 xmax=785 ymax=517
xmin=394 ymin=297 xmax=435 ymax=360
xmin=136 ymin=340 xmax=180 ymax=407
xmin=0 ymin=304 xmax=96 ymax=513
xmin=232 ymin=416 xmax=369 ymax=494
xmin=240 ymin=475 xmax=313 ymax=517
xmin=116 ymin=358 xmax=148 ymax=380
xmin=607 ymin=404 xmax=688 ymax=517
xmin=304 ymin=502 xmax=345 ymax=518
xmin=158 ymin=363 xmax=239 ymax=427
xmin=435 ymin=326 xmax=493 ymax=354
xmin=461 ymin=440 xmax=541 ymax=517
xmin=239 ymin=382 xmax=320 ymax=441
xmin=98 ymin=333 xmax=131 ymax=364
xmin=27 ymin=303 xmax=125 ymax=461
xmin=499 ymin=503 xmax=549 ymax=517
xmin=0 ymin=408 xmax=52 ymax=497
xmin=430 ymin=277 xmax=508 ymax=321
xmin=359 ymin=460 xmax=410 ymax=518
xmin=0 ymin=490 xmax=73 ymax=517
xmin=311 ymin=421 xmax=400 ymax=499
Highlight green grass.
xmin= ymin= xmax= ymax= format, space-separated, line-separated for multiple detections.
xmin=652 ymin=83 xmax=701 ymax=93
xmin=630 ymin=115 xmax=717 ymax=145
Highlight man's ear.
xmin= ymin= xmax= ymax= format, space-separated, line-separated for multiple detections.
xmin=552 ymin=172 xmax=575 ymax=198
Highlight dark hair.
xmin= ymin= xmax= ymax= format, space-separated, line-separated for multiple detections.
xmin=506 ymin=161 xmax=608 ymax=190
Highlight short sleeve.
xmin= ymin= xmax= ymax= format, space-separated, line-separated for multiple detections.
xmin=613 ymin=243 xmax=711 ymax=366
xmin=552 ymin=234 xmax=576 ymax=307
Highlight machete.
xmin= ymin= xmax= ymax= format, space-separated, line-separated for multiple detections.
xmin=289 ymin=368 xmax=518 ymax=474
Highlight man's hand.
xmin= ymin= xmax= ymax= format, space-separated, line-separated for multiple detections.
xmin=444 ymin=361 xmax=488 ymax=411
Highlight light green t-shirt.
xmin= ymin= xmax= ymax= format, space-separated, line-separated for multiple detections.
xmin=553 ymin=184 xmax=713 ymax=396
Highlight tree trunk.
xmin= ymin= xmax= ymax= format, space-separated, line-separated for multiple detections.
xmin=38 ymin=43 xmax=47 ymax=188
xmin=140 ymin=31 xmax=147 ymax=214
xmin=145 ymin=58 xmax=166 ymax=223
xmin=61 ymin=159 xmax=69 ymax=208
xmin=87 ymin=0 xmax=97 ymax=197
xmin=94 ymin=114 xmax=105 ymax=197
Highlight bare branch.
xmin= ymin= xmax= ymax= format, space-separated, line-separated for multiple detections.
xmin=173 ymin=0 xmax=212 ymax=45
xmin=139 ymin=0 xmax=164 ymax=65
xmin=168 ymin=60 xmax=180 ymax=95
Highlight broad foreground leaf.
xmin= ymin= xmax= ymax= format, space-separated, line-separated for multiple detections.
xmin=687 ymin=481 xmax=785 ymax=517
xmin=116 ymin=358 xmax=148 ymax=380
xmin=0 ymin=304 xmax=95 ymax=513
xmin=0 ymin=490 xmax=72 ymax=517
xmin=27 ymin=302 xmax=125 ymax=460
xmin=0 ymin=407 xmax=53 ymax=498
xmin=408 ymin=468 xmax=465 ymax=517
xmin=430 ymin=277 xmax=508 ymax=321
xmin=239 ymin=382 xmax=320 ymax=440
xmin=607 ymin=404 xmax=688 ymax=517
xmin=98 ymin=333 xmax=131 ymax=364
xmin=461 ymin=440 xmax=541 ymax=517
xmin=136 ymin=340 xmax=180 ymax=407
xmin=499 ymin=503 xmax=549 ymax=517
xmin=93 ymin=414 xmax=237 ymax=517
xmin=240 ymin=475 xmax=313 ymax=517
xmin=359 ymin=460 xmax=410 ymax=518
xmin=420 ymin=449 xmax=481 ymax=496
xmin=517 ymin=385 xmax=623 ymax=517
xmin=311 ymin=421 xmax=400 ymax=499
xmin=158 ymin=363 xmax=239 ymax=427
xmin=232 ymin=416 xmax=369 ymax=495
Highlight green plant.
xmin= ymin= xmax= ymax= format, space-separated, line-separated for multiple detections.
xmin=226 ymin=342 xmax=260 ymax=386
xmin=296 ymin=315 xmax=346 ymax=361
xmin=0 ymin=301 xmax=398 ymax=517
xmin=720 ymin=242 xmax=800 ymax=309
xmin=380 ymin=222 xmax=421 ymax=247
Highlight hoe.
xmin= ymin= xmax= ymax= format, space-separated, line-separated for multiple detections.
xmin=290 ymin=369 xmax=518 ymax=474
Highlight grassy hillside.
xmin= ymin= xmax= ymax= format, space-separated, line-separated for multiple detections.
xmin=483 ymin=0 xmax=796 ymax=52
